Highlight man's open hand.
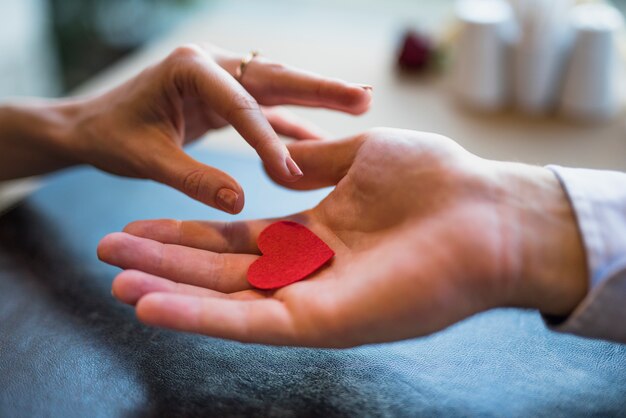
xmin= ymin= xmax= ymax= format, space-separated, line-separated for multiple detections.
xmin=98 ymin=128 xmax=588 ymax=347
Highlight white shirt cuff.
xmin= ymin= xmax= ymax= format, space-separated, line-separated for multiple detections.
xmin=545 ymin=165 xmax=626 ymax=343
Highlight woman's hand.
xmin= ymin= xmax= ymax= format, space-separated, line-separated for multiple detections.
xmin=0 ymin=44 xmax=371 ymax=213
xmin=97 ymin=128 xmax=588 ymax=347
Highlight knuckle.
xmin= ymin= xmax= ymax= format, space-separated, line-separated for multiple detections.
xmin=219 ymin=221 xmax=236 ymax=253
xmin=236 ymin=303 xmax=255 ymax=342
xmin=314 ymin=78 xmax=327 ymax=100
xmin=181 ymin=169 xmax=211 ymax=201
xmin=227 ymin=92 xmax=259 ymax=119
xmin=205 ymin=252 xmax=226 ymax=290
xmin=163 ymin=45 xmax=207 ymax=90
xmin=253 ymin=59 xmax=288 ymax=90
xmin=174 ymin=219 xmax=184 ymax=244
xmin=169 ymin=44 xmax=204 ymax=61
xmin=231 ymin=93 xmax=259 ymax=111
xmin=164 ymin=44 xmax=211 ymax=80
xmin=265 ymin=61 xmax=288 ymax=77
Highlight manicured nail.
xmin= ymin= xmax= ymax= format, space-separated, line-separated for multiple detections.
xmin=286 ymin=156 xmax=303 ymax=177
xmin=216 ymin=188 xmax=239 ymax=213
xmin=357 ymin=84 xmax=373 ymax=90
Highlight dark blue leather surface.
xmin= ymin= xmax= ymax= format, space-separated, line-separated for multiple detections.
xmin=1 ymin=145 xmax=625 ymax=417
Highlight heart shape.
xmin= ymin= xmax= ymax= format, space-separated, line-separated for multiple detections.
xmin=247 ymin=221 xmax=335 ymax=290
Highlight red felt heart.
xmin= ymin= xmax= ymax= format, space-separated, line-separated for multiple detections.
xmin=247 ymin=221 xmax=335 ymax=290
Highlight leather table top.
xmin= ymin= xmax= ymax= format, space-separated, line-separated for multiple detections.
xmin=1 ymin=146 xmax=625 ymax=417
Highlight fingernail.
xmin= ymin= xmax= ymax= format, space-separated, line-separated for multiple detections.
xmin=216 ymin=188 xmax=239 ymax=213
xmin=285 ymin=156 xmax=303 ymax=178
xmin=357 ymin=84 xmax=373 ymax=91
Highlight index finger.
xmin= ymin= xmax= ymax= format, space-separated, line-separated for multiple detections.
xmin=213 ymin=49 xmax=372 ymax=115
xmin=169 ymin=46 xmax=302 ymax=182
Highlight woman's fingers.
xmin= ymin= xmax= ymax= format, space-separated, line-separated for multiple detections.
xmin=262 ymin=107 xmax=329 ymax=140
xmin=169 ymin=46 xmax=302 ymax=183
xmin=112 ymin=270 xmax=265 ymax=305
xmin=247 ymin=63 xmax=372 ymax=115
xmin=136 ymin=293 xmax=303 ymax=346
xmin=216 ymin=51 xmax=372 ymax=115
xmin=98 ymin=232 xmax=256 ymax=293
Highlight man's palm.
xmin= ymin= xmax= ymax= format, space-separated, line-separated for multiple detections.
xmin=98 ymin=129 xmax=527 ymax=347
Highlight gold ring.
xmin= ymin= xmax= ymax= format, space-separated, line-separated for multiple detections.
xmin=235 ymin=50 xmax=259 ymax=82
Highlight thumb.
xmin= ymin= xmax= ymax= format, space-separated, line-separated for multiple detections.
xmin=151 ymin=147 xmax=244 ymax=214
xmin=264 ymin=133 xmax=365 ymax=190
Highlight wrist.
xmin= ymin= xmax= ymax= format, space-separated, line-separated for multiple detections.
xmin=497 ymin=163 xmax=588 ymax=316
xmin=0 ymin=99 xmax=83 ymax=178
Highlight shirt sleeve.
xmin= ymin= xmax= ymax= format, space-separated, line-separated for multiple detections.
xmin=0 ymin=178 xmax=40 ymax=216
xmin=545 ymin=165 xmax=626 ymax=343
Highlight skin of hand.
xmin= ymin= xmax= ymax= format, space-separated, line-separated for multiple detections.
xmin=97 ymin=128 xmax=589 ymax=348
xmin=0 ymin=44 xmax=372 ymax=213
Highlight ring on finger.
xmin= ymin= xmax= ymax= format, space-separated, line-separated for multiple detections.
xmin=235 ymin=50 xmax=259 ymax=82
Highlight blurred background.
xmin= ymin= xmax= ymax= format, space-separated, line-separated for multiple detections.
xmin=2 ymin=0 xmax=625 ymax=172
xmin=2 ymin=0 xmax=624 ymax=96
xmin=0 ymin=0 xmax=453 ymax=97
xmin=0 ymin=0 xmax=206 ymax=97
